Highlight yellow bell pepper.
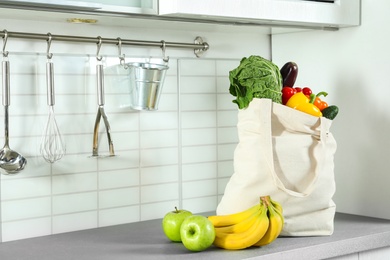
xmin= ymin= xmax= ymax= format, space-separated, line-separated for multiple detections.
xmin=286 ymin=92 xmax=322 ymax=117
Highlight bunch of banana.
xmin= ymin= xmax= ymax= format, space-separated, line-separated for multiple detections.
xmin=208 ymin=196 xmax=284 ymax=250
xmin=253 ymin=196 xmax=284 ymax=247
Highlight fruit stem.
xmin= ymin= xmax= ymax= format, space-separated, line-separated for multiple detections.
xmin=260 ymin=196 xmax=271 ymax=207
xmin=174 ymin=206 xmax=179 ymax=213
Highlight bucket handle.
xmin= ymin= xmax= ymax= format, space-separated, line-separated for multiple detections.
xmin=116 ymin=37 xmax=170 ymax=67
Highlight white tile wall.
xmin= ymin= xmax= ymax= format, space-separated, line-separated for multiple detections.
xmin=0 ymin=53 xmax=240 ymax=242
xmin=0 ymin=10 xmax=272 ymax=241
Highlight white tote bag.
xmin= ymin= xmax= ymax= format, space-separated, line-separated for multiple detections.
xmin=216 ymin=98 xmax=337 ymax=236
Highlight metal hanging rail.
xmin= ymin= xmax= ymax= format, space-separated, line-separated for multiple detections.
xmin=0 ymin=29 xmax=209 ymax=57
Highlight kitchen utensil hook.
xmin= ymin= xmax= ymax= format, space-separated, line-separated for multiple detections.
xmin=161 ymin=40 xmax=169 ymax=63
xmin=117 ymin=37 xmax=128 ymax=69
xmin=2 ymin=30 xmax=9 ymax=58
xmin=96 ymin=36 xmax=102 ymax=61
xmin=46 ymin=33 xmax=53 ymax=60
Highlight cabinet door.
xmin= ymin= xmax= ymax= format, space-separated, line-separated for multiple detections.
xmin=76 ymin=0 xmax=157 ymax=14
xmin=158 ymin=0 xmax=360 ymax=28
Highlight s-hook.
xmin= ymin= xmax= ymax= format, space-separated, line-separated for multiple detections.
xmin=46 ymin=33 xmax=53 ymax=60
xmin=2 ymin=29 xmax=8 ymax=58
xmin=161 ymin=40 xmax=169 ymax=63
xmin=96 ymin=36 xmax=103 ymax=62
xmin=117 ymin=37 xmax=128 ymax=69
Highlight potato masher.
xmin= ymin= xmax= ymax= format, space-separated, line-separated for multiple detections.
xmin=92 ymin=37 xmax=114 ymax=157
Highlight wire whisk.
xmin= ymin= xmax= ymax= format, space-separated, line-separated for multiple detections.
xmin=40 ymin=105 xmax=66 ymax=163
xmin=40 ymin=35 xmax=66 ymax=163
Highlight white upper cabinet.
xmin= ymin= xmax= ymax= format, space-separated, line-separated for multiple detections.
xmin=0 ymin=0 xmax=158 ymax=15
xmin=0 ymin=0 xmax=360 ymax=31
xmin=158 ymin=0 xmax=360 ymax=30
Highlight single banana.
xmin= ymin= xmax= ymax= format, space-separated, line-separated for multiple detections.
xmin=208 ymin=203 xmax=260 ymax=227
xmin=214 ymin=208 xmax=259 ymax=234
xmin=269 ymin=197 xmax=283 ymax=215
xmin=269 ymin=197 xmax=284 ymax=230
xmin=253 ymin=202 xmax=284 ymax=246
xmin=213 ymin=203 xmax=269 ymax=250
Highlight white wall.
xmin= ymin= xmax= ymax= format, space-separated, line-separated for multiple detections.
xmin=0 ymin=15 xmax=271 ymax=242
xmin=272 ymin=0 xmax=390 ymax=219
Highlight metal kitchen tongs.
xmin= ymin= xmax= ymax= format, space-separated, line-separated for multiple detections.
xmin=92 ymin=37 xmax=114 ymax=157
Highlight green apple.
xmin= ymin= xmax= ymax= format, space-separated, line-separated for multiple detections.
xmin=162 ymin=207 xmax=192 ymax=242
xmin=180 ymin=215 xmax=216 ymax=252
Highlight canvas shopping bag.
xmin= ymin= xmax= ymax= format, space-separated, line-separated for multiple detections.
xmin=216 ymin=98 xmax=337 ymax=236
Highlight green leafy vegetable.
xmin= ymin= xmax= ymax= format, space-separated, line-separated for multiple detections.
xmin=229 ymin=55 xmax=283 ymax=109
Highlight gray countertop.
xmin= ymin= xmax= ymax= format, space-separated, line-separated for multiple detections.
xmin=1 ymin=212 xmax=390 ymax=260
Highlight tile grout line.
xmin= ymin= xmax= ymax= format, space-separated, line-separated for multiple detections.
xmin=177 ymin=59 xmax=183 ymax=210
xmin=97 ymin=158 xmax=100 ymax=227
xmin=50 ymin=163 xmax=54 ymax=235
xmin=0 ymin=176 xmax=2 ymax=243
xmin=215 ymin=60 xmax=220 ymax=208
xmin=138 ymin=107 xmax=142 ymax=221
xmin=91 ymin=60 xmax=100 ymax=229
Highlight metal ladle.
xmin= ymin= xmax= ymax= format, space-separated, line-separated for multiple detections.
xmin=0 ymin=39 xmax=27 ymax=174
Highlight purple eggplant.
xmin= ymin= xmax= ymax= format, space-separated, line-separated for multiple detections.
xmin=280 ymin=62 xmax=298 ymax=88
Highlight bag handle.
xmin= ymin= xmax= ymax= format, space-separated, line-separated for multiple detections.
xmin=260 ymin=99 xmax=327 ymax=198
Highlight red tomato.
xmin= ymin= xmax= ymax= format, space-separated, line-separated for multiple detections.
xmin=302 ymin=87 xmax=312 ymax=96
xmin=294 ymin=87 xmax=302 ymax=93
xmin=282 ymin=87 xmax=296 ymax=105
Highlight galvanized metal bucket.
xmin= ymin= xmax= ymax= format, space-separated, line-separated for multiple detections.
xmin=104 ymin=60 xmax=169 ymax=111
xmin=127 ymin=62 xmax=168 ymax=110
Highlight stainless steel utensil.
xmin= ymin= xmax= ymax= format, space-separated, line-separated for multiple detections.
xmin=0 ymin=60 xmax=27 ymax=174
xmin=92 ymin=63 xmax=114 ymax=157
xmin=40 ymin=60 xmax=66 ymax=163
